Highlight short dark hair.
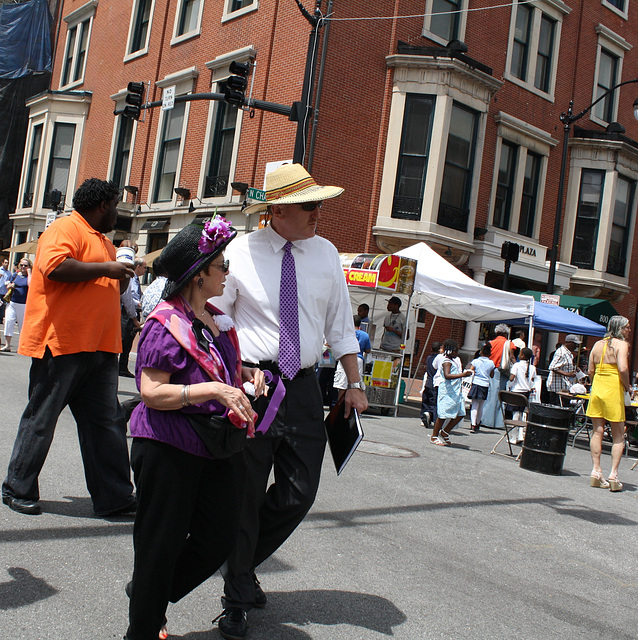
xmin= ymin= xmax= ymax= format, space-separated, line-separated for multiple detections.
xmin=431 ymin=341 xmax=441 ymax=352
xmin=73 ymin=178 xmax=119 ymax=213
xmin=358 ymin=303 xmax=369 ymax=314
xmin=353 ymin=314 xmax=362 ymax=327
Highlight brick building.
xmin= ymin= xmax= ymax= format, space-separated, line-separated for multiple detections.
xmin=10 ymin=0 xmax=638 ymax=367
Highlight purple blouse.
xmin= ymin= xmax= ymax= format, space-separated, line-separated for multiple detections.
xmin=129 ymin=317 xmax=238 ymax=459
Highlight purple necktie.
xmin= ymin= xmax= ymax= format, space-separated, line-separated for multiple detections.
xmin=279 ymin=241 xmax=301 ymax=379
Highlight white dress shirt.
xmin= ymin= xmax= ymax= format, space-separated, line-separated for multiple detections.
xmin=218 ymin=225 xmax=359 ymax=368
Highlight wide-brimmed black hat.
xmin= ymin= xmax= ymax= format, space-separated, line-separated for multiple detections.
xmin=161 ymin=218 xmax=237 ymax=299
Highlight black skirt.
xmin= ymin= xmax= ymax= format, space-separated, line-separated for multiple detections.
xmin=467 ymin=384 xmax=489 ymax=400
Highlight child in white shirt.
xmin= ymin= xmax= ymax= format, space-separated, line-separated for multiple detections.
xmin=508 ymin=347 xmax=537 ymax=443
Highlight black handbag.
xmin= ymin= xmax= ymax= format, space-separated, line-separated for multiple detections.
xmin=184 ymin=412 xmax=247 ymax=459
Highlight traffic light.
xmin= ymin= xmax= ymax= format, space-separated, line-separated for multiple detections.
xmin=224 ymin=61 xmax=251 ymax=107
xmin=123 ymin=81 xmax=145 ymax=119
xmin=501 ymin=241 xmax=520 ymax=263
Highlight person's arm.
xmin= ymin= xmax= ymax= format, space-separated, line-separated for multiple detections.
xmin=140 ymin=367 xmax=254 ymax=424
xmin=339 ymin=352 xmax=368 ymax=417
xmin=48 ymin=257 xmax=134 ymax=284
xmin=442 ymin=361 xmax=472 ymax=380
xmin=26 ymin=267 xmax=32 ymax=286
xmin=616 ymin=340 xmax=631 ymax=392
xmin=241 ymin=367 xmax=266 ymax=398
xmin=587 ymin=347 xmax=596 ymax=381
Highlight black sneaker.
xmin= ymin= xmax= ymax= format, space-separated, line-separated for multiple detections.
xmin=217 ymin=608 xmax=247 ymax=640
xmin=253 ymin=573 xmax=267 ymax=608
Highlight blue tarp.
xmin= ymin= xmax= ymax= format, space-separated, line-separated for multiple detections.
xmin=0 ymin=0 xmax=52 ymax=79
xmin=503 ymin=300 xmax=606 ymax=337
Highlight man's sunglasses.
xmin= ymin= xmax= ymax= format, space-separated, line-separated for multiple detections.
xmin=211 ymin=259 xmax=230 ymax=273
xmin=300 ymin=201 xmax=322 ymax=212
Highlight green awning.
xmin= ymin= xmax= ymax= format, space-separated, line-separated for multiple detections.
xmin=518 ymin=291 xmax=618 ymax=326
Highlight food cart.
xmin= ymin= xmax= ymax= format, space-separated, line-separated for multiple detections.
xmin=340 ymin=253 xmax=417 ymax=416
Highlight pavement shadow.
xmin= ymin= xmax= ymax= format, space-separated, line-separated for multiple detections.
xmin=180 ymin=589 xmax=406 ymax=639
xmin=305 ymin=495 xmax=638 ymax=529
xmin=0 ymin=567 xmax=58 ymax=610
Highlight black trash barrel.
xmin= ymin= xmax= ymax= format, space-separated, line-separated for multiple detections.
xmin=519 ymin=403 xmax=572 ymax=475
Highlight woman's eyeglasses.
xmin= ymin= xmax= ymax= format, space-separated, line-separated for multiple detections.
xmin=300 ymin=201 xmax=322 ymax=212
xmin=211 ymin=260 xmax=230 ymax=273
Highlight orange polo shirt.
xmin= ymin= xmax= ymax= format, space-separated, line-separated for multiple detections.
xmin=19 ymin=211 xmax=122 ymax=358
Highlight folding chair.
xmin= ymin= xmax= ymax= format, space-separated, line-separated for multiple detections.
xmin=490 ymin=391 xmax=529 ymax=458
xmin=558 ymin=392 xmax=591 ymax=447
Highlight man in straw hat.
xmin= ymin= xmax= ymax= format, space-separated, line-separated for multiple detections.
xmin=215 ymin=163 xmax=368 ymax=639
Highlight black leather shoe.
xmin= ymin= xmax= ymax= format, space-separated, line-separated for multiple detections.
xmin=217 ymin=607 xmax=247 ymax=640
xmin=119 ymin=369 xmax=135 ymax=378
xmin=96 ymin=498 xmax=137 ymax=517
xmin=253 ymin=573 xmax=267 ymax=608
xmin=3 ymin=495 xmax=42 ymax=515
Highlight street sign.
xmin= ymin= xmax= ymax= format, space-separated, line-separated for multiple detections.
xmin=45 ymin=212 xmax=56 ymax=228
xmin=162 ymin=86 xmax=175 ymax=111
xmin=247 ymin=187 xmax=266 ymax=201
xmin=540 ymin=293 xmax=560 ymax=306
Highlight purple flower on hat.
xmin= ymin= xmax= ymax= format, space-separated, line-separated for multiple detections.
xmin=198 ymin=216 xmax=233 ymax=253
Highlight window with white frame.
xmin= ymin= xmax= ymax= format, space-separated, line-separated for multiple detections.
xmin=153 ymin=102 xmax=186 ymax=202
xmin=392 ymin=94 xmax=436 ymax=220
xmin=490 ymin=113 xmax=554 ymax=239
xmin=127 ymin=0 xmax=155 ymax=57
xmin=378 ymin=54 xmax=500 ymax=240
xmin=437 ymin=102 xmax=479 ymax=232
xmin=606 ymin=174 xmax=635 ymax=276
xmin=222 ymin=0 xmax=258 ymax=21
xmin=203 ymin=81 xmax=238 ymax=198
xmin=43 ymin=123 xmax=76 ymax=209
xmin=591 ymin=26 xmax=631 ymax=125
xmin=422 ymin=0 xmax=467 ymax=45
xmin=602 ymin=0 xmax=628 ymax=19
xmin=173 ymin=0 xmax=204 ymax=42
xmin=110 ymin=116 xmax=135 ymax=190
xmin=519 ymin=151 xmax=542 ymax=236
xmin=60 ymin=1 xmax=97 ymax=88
xmin=594 ymin=49 xmax=619 ymax=123
xmin=22 ymin=124 xmax=43 ymax=208
xmin=571 ymin=169 xmax=605 ymax=270
xmin=494 ymin=141 xmax=518 ymax=231
xmin=201 ymin=48 xmax=254 ymax=200
xmin=505 ymin=0 xmax=569 ymax=98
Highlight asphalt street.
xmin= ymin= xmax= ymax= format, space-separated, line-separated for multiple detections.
xmin=1 ymin=349 xmax=638 ymax=640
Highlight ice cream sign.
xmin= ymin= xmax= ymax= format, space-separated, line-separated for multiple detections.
xmin=340 ymin=254 xmax=417 ymax=294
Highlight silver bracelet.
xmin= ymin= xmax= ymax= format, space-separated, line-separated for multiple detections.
xmin=181 ymin=384 xmax=191 ymax=407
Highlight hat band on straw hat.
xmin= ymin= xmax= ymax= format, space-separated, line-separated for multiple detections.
xmin=267 ymin=176 xmax=317 ymax=200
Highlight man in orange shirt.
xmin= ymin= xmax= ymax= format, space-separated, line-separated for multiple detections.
xmin=2 ymin=178 xmax=136 ymax=516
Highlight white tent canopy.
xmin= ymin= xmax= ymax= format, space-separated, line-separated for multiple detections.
xmin=395 ymin=243 xmax=534 ymax=322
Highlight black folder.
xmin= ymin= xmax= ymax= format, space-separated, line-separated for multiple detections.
xmin=324 ymin=397 xmax=364 ymax=475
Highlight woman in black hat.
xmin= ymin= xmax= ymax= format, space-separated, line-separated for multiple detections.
xmin=124 ymin=218 xmax=265 ymax=640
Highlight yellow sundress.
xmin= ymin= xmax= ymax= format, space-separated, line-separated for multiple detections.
xmin=586 ymin=339 xmax=625 ymax=423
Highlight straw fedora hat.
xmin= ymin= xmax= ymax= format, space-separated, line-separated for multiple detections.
xmin=243 ymin=163 xmax=344 ymax=215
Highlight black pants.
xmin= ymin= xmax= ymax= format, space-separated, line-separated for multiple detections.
xmin=120 ymin=313 xmax=136 ymax=372
xmin=421 ymin=386 xmax=438 ymax=421
xmin=127 ymin=439 xmax=243 ymax=640
xmin=2 ymin=349 xmax=134 ymax=514
xmin=221 ymin=371 xmax=326 ymax=610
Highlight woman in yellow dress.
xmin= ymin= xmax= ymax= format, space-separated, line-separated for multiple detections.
xmin=586 ymin=316 xmax=631 ymax=491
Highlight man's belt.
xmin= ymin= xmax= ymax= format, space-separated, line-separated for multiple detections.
xmin=242 ymin=360 xmax=315 ymax=381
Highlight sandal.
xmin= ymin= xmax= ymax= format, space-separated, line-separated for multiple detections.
xmin=439 ymin=429 xmax=451 ymax=445
xmin=608 ymin=477 xmax=623 ymax=492
xmin=430 ymin=435 xmax=447 ymax=446
xmin=590 ymin=472 xmax=610 ymax=489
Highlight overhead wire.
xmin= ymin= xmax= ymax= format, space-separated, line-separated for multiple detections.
xmin=323 ymin=0 xmax=540 ymax=22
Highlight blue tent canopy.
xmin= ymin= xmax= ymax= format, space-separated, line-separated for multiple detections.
xmin=503 ymin=300 xmax=606 ymax=337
